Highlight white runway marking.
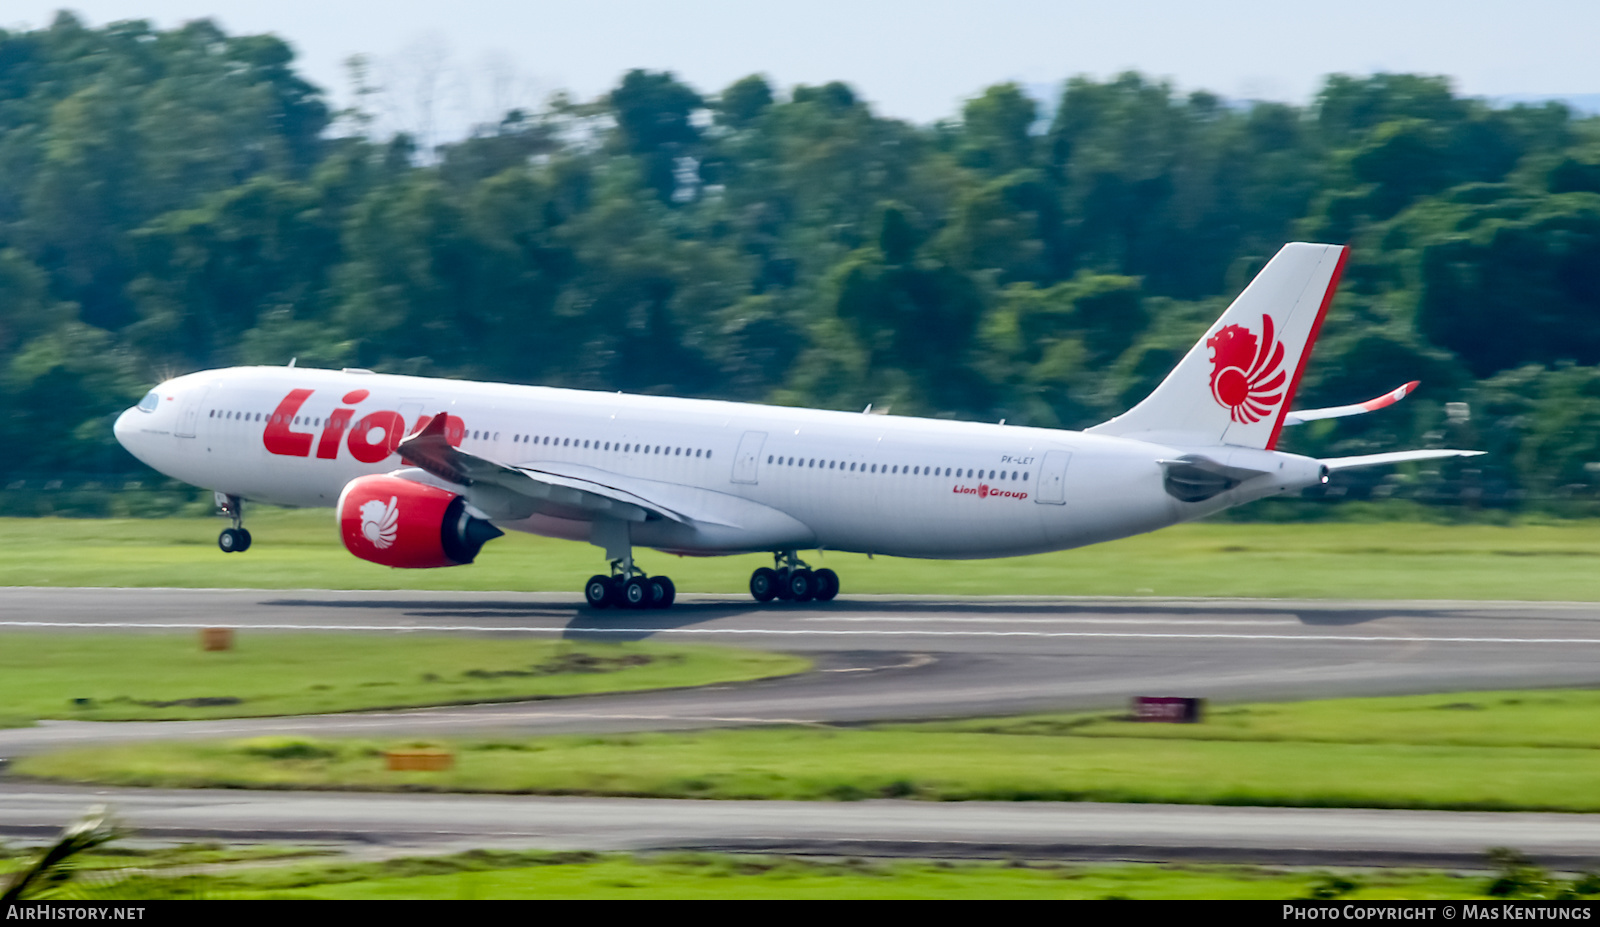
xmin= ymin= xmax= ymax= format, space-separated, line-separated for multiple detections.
xmin=804 ymin=616 xmax=1302 ymax=626
xmin=3 ymin=620 xmax=1600 ymax=645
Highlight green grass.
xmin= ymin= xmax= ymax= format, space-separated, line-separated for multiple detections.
xmin=20 ymin=849 xmax=1552 ymax=901
xmin=0 ymin=633 xmax=808 ymax=722
xmin=7 ymin=510 xmax=1600 ymax=599
xmin=0 ymin=842 xmax=335 ymax=876
xmin=919 ymin=689 xmax=1600 ymax=749
xmin=20 ymin=688 xmax=1600 ymax=812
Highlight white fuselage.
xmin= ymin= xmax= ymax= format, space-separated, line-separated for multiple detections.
xmin=114 ymin=366 xmax=1325 ymax=560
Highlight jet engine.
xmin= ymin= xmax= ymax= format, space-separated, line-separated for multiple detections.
xmin=337 ymin=474 xmax=504 ymax=568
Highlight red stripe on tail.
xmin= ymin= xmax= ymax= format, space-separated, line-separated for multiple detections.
xmin=1266 ymin=246 xmax=1349 ymax=451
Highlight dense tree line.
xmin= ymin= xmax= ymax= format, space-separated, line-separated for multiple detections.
xmin=3 ymin=13 xmax=1600 ymax=514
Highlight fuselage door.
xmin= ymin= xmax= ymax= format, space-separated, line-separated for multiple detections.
xmin=174 ymin=384 xmax=213 ymax=438
xmin=1035 ymin=450 xmax=1072 ymax=505
xmin=731 ymin=431 xmax=767 ymax=484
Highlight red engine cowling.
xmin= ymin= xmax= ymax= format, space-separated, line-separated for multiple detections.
xmin=337 ymin=474 xmax=504 ymax=568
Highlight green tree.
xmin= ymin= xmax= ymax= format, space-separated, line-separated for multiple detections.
xmin=607 ymin=70 xmax=705 ymax=203
xmin=958 ymin=83 xmax=1037 ymax=175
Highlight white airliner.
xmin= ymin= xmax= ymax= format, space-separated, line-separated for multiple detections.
xmin=114 ymin=243 xmax=1480 ymax=609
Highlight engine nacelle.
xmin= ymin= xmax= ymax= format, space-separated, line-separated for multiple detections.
xmin=337 ymin=474 xmax=504 ymax=568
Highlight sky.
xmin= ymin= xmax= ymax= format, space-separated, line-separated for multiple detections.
xmin=5 ymin=1 xmax=1598 ymax=142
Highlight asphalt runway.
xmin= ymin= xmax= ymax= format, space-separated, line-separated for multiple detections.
xmin=5 ymin=587 xmax=1600 ymax=864
xmin=5 ymin=588 xmax=1600 ymax=753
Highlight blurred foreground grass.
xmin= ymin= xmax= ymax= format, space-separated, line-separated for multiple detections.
xmin=4 ymin=847 xmax=1529 ymax=901
xmin=0 ymin=633 xmax=808 ymax=722
xmin=21 ymin=688 xmax=1600 ymax=812
xmin=6 ymin=511 xmax=1600 ymax=599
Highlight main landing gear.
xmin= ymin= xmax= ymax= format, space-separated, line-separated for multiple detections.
xmin=584 ymin=561 xmax=676 ymax=610
xmin=749 ymin=551 xmax=839 ymax=604
xmin=215 ymin=492 xmax=251 ymax=553
xmin=583 ymin=519 xmax=677 ymax=610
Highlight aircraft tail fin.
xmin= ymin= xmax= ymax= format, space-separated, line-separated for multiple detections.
xmin=1088 ymin=242 xmax=1348 ymax=450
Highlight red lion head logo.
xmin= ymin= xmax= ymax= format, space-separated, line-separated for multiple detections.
xmin=1206 ymin=314 xmax=1287 ymax=423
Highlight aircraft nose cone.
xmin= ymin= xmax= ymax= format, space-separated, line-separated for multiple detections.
xmin=113 ymin=407 xmax=136 ymax=448
xmin=113 ymin=406 xmax=151 ymax=466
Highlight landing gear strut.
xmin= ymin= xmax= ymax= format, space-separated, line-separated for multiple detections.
xmin=750 ymin=551 xmax=838 ymax=604
xmin=215 ymin=492 xmax=251 ymax=553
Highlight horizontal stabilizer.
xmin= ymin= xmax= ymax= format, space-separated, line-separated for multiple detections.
xmin=1321 ymin=449 xmax=1485 ymax=471
xmin=1285 ymin=381 xmax=1420 ymax=426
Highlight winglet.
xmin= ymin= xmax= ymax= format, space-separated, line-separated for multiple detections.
xmin=1364 ymin=380 xmax=1422 ymax=411
xmin=398 ymin=412 xmax=471 ymax=485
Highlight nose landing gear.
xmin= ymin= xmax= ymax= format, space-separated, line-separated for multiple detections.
xmin=215 ymin=492 xmax=252 ymax=553
xmin=750 ymin=551 xmax=838 ymax=604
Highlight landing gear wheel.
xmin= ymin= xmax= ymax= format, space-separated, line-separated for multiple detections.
xmin=585 ymin=574 xmax=613 ymax=609
xmin=218 ymin=527 xmax=251 ymax=553
xmin=813 ymin=568 xmax=839 ymax=601
xmin=750 ymin=567 xmax=779 ymax=603
xmin=622 ymin=576 xmax=652 ymax=609
xmin=787 ymin=568 xmax=815 ymax=602
xmin=651 ymin=576 xmax=676 ymax=609
xmin=773 ymin=568 xmax=795 ymax=600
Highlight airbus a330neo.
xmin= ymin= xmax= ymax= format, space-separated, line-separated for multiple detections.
xmin=115 ymin=243 xmax=1481 ymax=609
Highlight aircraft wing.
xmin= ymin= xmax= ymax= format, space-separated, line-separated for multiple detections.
xmin=1283 ymin=381 xmax=1420 ymax=426
xmin=397 ymin=414 xmax=690 ymax=525
xmin=1320 ymin=449 xmax=1485 ymax=471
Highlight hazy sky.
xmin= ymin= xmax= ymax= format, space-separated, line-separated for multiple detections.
xmin=6 ymin=1 xmax=1597 ymax=136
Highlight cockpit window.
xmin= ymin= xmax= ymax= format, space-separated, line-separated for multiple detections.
xmin=137 ymin=390 xmax=161 ymax=413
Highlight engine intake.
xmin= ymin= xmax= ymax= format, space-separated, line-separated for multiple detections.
xmin=337 ymin=474 xmax=504 ymax=568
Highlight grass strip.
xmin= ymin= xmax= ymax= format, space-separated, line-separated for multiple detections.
xmin=20 ymin=729 xmax=1600 ymax=810
xmin=0 ymin=843 xmax=335 ymax=875
xmin=910 ymin=688 xmax=1600 ymax=749
xmin=0 ymin=633 xmax=808 ymax=722
xmin=18 ymin=687 xmax=1600 ymax=812
xmin=5 ymin=511 xmax=1600 ymax=599
xmin=28 ymin=850 xmax=1540 ymax=901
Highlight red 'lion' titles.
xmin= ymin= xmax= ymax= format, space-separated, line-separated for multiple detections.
xmin=263 ymin=389 xmax=464 ymax=461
